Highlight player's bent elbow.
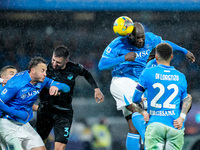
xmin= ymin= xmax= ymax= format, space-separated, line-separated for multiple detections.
xmin=188 ymin=94 xmax=192 ymax=102
xmin=98 ymin=63 xmax=105 ymax=71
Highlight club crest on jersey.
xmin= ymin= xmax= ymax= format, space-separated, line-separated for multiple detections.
xmin=67 ymin=74 xmax=73 ymax=80
xmin=21 ymin=94 xmax=27 ymax=99
xmin=52 ymin=77 xmax=56 ymax=80
xmin=144 ymin=44 xmax=150 ymax=49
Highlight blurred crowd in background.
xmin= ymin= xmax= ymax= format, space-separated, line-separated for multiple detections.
xmin=0 ymin=12 xmax=199 ymax=96
xmin=0 ymin=11 xmax=200 ymax=149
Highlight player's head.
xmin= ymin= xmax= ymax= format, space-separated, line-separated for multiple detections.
xmin=28 ymin=57 xmax=47 ymax=83
xmin=0 ymin=65 xmax=17 ymax=80
xmin=51 ymin=45 xmax=70 ymax=70
xmin=129 ymin=22 xmax=145 ymax=48
xmin=155 ymin=43 xmax=173 ymax=64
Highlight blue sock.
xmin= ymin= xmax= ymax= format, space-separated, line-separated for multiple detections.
xmin=126 ymin=133 xmax=140 ymax=150
xmin=132 ymin=112 xmax=146 ymax=142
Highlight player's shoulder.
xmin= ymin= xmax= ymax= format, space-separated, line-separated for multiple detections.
xmin=66 ymin=61 xmax=84 ymax=70
xmin=109 ymin=36 xmax=127 ymax=46
xmin=145 ymin=31 xmax=156 ymax=38
xmin=146 ymin=58 xmax=157 ymax=69
xmin=67 ymin=61 xmax=82 ymax=67
xmin=145 ymin=32 xmax=161 ymax=41
xmin=6 ymin=71 xmax=29 ymax=88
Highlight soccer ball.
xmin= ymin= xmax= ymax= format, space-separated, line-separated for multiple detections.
xmin=113 ymin=16 xmax=134 ymax=36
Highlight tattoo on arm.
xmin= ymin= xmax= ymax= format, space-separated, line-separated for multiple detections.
xmin=181 ymin=94 xmax=192 ymax=114
xmin=132 ymin=103 xmax=145 ymax=114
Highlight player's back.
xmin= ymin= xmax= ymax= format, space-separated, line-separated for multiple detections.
xmin=142 ymin=64 xmax=187 ymax=129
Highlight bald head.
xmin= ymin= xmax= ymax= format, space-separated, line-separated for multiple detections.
xmin=129 ymin=22 xmax=145 ymax=48
xmin=132 ymin=22 xmax=145 ymax=35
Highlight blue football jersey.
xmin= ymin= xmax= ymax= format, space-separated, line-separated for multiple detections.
xmin=0 ymin=70 xmax=54 ymax=123
xmin=99 ymin=32 xmax=162 ymax=81
xmin=146 ymin=58 xmax=157 ymax=69
xmin=0 ymin=84 xmax=3 ymax=117
xmin=139 ymin=64 xmax=188 ymax=129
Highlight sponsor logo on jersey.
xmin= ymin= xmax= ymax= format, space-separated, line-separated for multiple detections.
xmin=135 ymin=50 xmax=151 ymax=58
xmin=20 ymin=90 xmax=40 ymax=99
xmin=150 ymin=110 xmax=175 ymax=116
xmin=2 ymin=88 xmax=7 ymax=95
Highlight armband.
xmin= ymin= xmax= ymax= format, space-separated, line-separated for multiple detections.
xmin=136 ymin=84 xmax=145 ymax=92
xmin=180 ymin=113 xmax=186 ymax=120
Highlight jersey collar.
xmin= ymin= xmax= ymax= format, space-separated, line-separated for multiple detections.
xmin=158 ymin=64 xmax=175 ymax=70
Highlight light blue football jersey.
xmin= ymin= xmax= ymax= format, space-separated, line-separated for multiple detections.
xmin=99 ymin=32 xmax=188 ymax=82
xmin=146 ymin=58 xmax=157 ymax=69
xmin=139 ymin=64 xmax=188 ymax=129
xmin=0 ymin=84 xmax=3 ymax=117
xmin=99 ymin=32 xmax=162 ymax=81
xmin=0 ymin=70 xmax=54 ymax=123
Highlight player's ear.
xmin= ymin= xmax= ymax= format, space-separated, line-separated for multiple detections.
xmin=155 ymin=54 xmax=158 ymax=61
xmin=170 ymin=54 xmax=173 ymax=60
xmin=65 ymin=57 xmax=69 ymax=63
xmin=30 ymin=67 xmax=35 ymax=73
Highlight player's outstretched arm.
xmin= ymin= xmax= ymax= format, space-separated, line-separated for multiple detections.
xmin=165 ymin=40 xmax=195 ymax=63
xmin=173 ymin=94 xmax=192 ymax=130
xmin=94 ymin=88 xmax=104 ymax=104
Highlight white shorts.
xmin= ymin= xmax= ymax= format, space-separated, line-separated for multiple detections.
xmin=0 ymin=118 xmax=44 ymax=150
xmin=110 ymin=77 xmax=138 ymax=117
xmin=0 ymin=135 xmax=7 ymax=150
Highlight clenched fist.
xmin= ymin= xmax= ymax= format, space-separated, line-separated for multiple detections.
xmin=125 ymin=52 xmax=136 ymax=61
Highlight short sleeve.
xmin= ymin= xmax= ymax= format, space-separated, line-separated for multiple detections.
xmin=180 ymin=74 xmax=188 ymax=101
xmin=138 ymin=69 xmax=148 ymax=89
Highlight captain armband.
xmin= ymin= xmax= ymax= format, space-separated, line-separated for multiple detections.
xmin=136 ymin=84 xmax=145 ymax=93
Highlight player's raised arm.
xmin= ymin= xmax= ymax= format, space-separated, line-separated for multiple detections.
xmin=164 ymin=40 xmax=196 ymax=63
xmin=44 ymin=77 xmax=70 ymax=96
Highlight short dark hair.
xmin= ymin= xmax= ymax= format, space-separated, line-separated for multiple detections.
xmin=156 ymin=43 xmax=173 ymax=61
xmin=0 ymin=65 xmax=17 ymax=76
xmin=53 ymin=45 xmax=70 ymax=59
xmin=28 ymin=57 xmax=46 ymax=71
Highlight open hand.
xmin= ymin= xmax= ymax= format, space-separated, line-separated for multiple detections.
xmin=94 ymin=88 xmax=104 ymax=104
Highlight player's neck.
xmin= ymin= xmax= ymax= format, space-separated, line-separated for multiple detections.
xmin=30 ymin=80 xmax=37 ymax=85
xmin=157 ymin=61 xmax=170 ymax=66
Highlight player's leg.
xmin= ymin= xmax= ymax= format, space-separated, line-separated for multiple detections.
xmin=0 ymin=118 xmax=23 ymax=150
xmin=20 ymin=122 xmax=46 ymax=150
xmin=165 ymin=127 xmax=184 ymax=150
xmin=110 ymin=77 xmax=144 ymax=150
xmin=145 ymin=122 xmax=166 ymax=150
xmin=131 ymin=112 xmax=146 ymax=142
xmin=0 ymin=135 xmax=9 ymax=150
xmin=53 ymin=110 xmax=73 ymax=150
xmin=125 ymin=114 xmax=140 ymax=150
xmin=36 ymin=106 xmax=54 ymax=141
